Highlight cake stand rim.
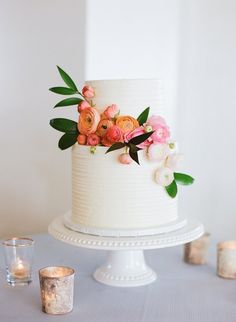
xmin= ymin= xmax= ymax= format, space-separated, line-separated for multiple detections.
xmin=48 ymin=215 xmax=204 ymax=250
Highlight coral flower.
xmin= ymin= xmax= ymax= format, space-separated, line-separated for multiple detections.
xmin=119 ymin=153 xmax=133 ymax=164
xmin=77 ymin=100 xmax=90 ymax=113
xmin=116 ymin=115 xmax=139 ymax=134
xmin=82 ymin=85 xmax=95 ymax=98
xmin=104 ymin=104 xmax=119 ymax=119
xmin=77 ymin=134 xmax=87 ymax=145
xmin=78 ymin=107 xmax=100 ymax=135
xmin=87 ymin=133 xmax=101 ymax=146
xmin=106 ymin=125 xmax=124 ymax=144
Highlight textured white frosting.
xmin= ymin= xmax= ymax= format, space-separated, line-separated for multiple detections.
xmin=85 ymin=79 xmax=164 ymax=116
xmin=71 ymin=145 xmax=178 ymax=232
xmin=68 ymin=79 xmax=178 ymax=236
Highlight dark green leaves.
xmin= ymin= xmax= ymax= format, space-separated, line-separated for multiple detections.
xmin=57 ymin=66 xmax=78 ymax=91
xmin=49 ymin=87 xmax=78 ymax=95
xmin=106 ymin=142 xmax=126 ymax=154
xmin=58 ymin=133 xmax=78 ymax=150
xmin=129 ymin=150 xmax=139 ymax=164
xmin=129 ymin=131 xmax=154 ymax=145
xmin=54 ymin=97 xmax=83 ymax=108
xmin=174 ymin=173 xmax=194 ymax=185
xmin=137 ymin=107 xmax=150 ymax=125
xmin=165 ymin=180 xmax=178 ymax=198
xmin=50 ymin=118 xmax=78 ymax=134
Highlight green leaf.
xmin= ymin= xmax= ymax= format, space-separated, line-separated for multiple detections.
xmin=49 ymin=87 xmax=78 ymax=95
xmin=106 ymin=142 xmax=126 ymax=154
xmin=128 ymin=131 xmax=154 ymax=145
xmin=58 ymin=133 xmax=78 ymax=150
xmin=54 ymin=97 xmax=83 ymax=108
xmin=57 ymin=66 xmax=78 ymax=91
xmin=174 ymin=173 xmax=194 ymax=185
xmin=129 ymin=143 xmax=142 ymax=153
xmin=50 ymin=118 xmax=78 ymax=134
xmin=137 ymin=107 xmax=150 ymax=125
xmin=129 ymin=150 xmax=140 ymax=165
xmin=165 ymin=180 xmax=178 ymax=198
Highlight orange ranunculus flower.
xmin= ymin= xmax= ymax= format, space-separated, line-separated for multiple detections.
xmin=116 ymin=115 xmax=139 ymax=134
xmin=78 ymin=107 xmax=100 ymax=135
xmin=96 ymin=119 xmax=114 ymax=137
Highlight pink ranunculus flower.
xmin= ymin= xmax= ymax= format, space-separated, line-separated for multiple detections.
xmin=118 ymin=153 xmax=133 ymax=165
xmin=146 ymin=115 xmax=167 ymax=129
xmin=82 ymin=85 xmax=95 ymax=98
xmin=106 ymin=125 xmax=124 ymax=144
xmin=124 ymin=126 xmax=150 ymax=149
xmin=78 ymin=107 xmax=100 ymax=135
xmin=151 ymin=124 xmax=170 ymax=144
xmin=104 ymin=104 xmax=120 ymax=119
xmin=146 ymin=115 xmax=170 ymax=144
xmin=87 ymin=133 xmax=101 ymax=146
xmin=77 ymin=100 xmax=91 ymax=113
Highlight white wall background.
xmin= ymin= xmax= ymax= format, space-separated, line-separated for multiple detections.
xmin=0 ymin=0 xmax=236 ymax=239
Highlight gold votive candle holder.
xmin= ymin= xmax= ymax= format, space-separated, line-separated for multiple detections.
xmin=217 ymin=241 xmax=236 ymax=279
xmin=2 ymin=237 xmax=34 ymax=286
xmin=39 ymin=266 xmax=75 ymax=314
xmin=184 ymin=232 xmax=210 ymax=265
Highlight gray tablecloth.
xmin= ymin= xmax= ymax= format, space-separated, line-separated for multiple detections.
xmin=0 ymin=234 xmax=236 ymax=322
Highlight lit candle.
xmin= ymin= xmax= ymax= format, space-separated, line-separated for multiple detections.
xmin=11 ymin=259 xmax=30 ymax=279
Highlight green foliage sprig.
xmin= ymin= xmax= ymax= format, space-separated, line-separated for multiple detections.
xmin=106 ymin=131 xmax=154 ymax=165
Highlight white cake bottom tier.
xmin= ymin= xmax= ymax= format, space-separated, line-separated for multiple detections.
xmin=71 ymin=145 xmax=178 ymax=235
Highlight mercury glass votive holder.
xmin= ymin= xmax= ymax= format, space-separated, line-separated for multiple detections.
xmin=184 ymin=232 xmax=210 ymax=265
xmin=217 ymin=241 xmax=236 ymax=279
xmin=2 ymin=237 xmax=34 ymax=286
xmin=39 ymin=266 xmax=75 ymax=315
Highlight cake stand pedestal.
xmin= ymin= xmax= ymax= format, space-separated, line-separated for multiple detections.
xmin=48 ymin=216 xmax=204 ymax=287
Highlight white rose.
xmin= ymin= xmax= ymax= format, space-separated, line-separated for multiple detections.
xmin=154 ymin=167 xmax=174 ymax=187
xmin=166 ymin=153 xmax=183 ymax=171
xmin=148 ymin=143 xmax=170 ymax=162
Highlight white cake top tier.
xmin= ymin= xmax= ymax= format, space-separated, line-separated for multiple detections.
xmin=85 ymin=79 xmax=163 ymax=116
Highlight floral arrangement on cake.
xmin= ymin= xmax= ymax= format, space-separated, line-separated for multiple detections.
xmin=50 ymin=66 xmax=194 ymax=198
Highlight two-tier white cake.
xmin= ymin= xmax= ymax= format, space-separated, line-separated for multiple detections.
xmin=64 ymin=80 xmax=186 ymax=236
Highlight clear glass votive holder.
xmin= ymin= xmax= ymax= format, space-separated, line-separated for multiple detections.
xmin=2 ymin=237 xmax=34 ymax=286
xmin=39 ymin=266 xmax=75 ymax=315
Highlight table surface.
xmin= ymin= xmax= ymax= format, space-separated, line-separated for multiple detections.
xmin=1 ymin=234 xmax=236 ymax=322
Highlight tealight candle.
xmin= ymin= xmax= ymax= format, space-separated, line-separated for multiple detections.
xmin=2 ymin=237 xmax=34 ymax=286
xmin=11 ymin=259 xmax=30 ymax=279
xmin=217 ymin=240 xmax=236 ymax=279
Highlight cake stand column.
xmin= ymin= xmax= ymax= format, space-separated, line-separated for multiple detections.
xmin=93 ymin=250 xmax=157 ymax=287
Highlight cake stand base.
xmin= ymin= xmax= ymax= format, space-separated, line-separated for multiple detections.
xmin=49 ymin=216 xmax=204 ymax=287
xmin=93 ymin=250 xmax=157 ymax=287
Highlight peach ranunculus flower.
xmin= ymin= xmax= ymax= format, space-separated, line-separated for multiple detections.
xmin=78 ymin=107 xmax=100 ymax=135
xmin=82 ymin=85 xmax=95 ymax=99
xmin=87 ymin=133 xmax=101 ymax=146
xmin=96 ymin=119 xmax=114 ymax=137
xmin=116 ymin=115 xmax=139 ymax=134
xmin=104 ymin=104 xmax=119 ymax=119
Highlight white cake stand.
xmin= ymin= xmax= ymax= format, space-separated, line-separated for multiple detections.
xmin=48 ymin=216 xmax=204 ymax=287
